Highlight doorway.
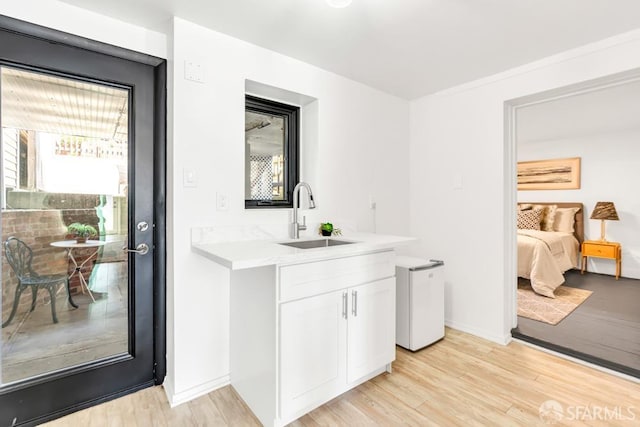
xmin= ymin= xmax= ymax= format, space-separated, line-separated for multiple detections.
xmin=506 ymin=69 xmax=640 ymax=378
xmin=0 ymin=16 xmax=166 ymax=425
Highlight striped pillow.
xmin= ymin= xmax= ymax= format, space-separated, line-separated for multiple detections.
xmin=517 ymin=209 xmax=542 ymax=230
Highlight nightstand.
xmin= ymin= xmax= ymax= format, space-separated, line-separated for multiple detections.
xmin=581 ymin=240 xmax=622 ymax=280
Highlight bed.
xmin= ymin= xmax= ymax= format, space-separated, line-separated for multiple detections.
xmin=517 ymin=202 xmax=583 ymax=298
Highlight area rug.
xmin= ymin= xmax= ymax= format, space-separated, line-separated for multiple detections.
xmin=517 ymin=284 xmax=593 ymax=325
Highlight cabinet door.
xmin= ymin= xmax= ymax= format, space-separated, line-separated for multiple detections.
xmin=347 ymin=278 xmax=396 ymax=383
xmin=280 ymin=290 xmax=347 ymax=418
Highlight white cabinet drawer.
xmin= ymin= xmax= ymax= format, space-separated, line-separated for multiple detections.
xmin=278 ymin=251 xmax=395 ymax=302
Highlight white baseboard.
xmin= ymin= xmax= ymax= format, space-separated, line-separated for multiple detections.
xmin=163 ymin=377 xmax=175 ymax=405
xmin=445 ymin=318 xmax=511 ymax=345
xmin=164 ymin=374 xmax=231 ymax=407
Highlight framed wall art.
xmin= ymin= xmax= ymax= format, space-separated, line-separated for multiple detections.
xmin=517 ymin=157 xmax=581 ymax=190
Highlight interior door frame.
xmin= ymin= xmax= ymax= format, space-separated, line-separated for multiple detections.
xmin=0 ymin=13 xmax=166 ymax=422
xmin=504 ymin=67 xmax=640 ymax=377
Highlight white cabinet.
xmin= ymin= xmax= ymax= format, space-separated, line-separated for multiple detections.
xmin=280 ymin=277 xmax=395 ymax=422
xmin=230 ymin=250 xmax=396 ymax=427
xmin=278 ymin=251 xmax=395 ymax=302
xmin=280 ymin=289 xmax=347 ymax=417
xmin=347 ymin=278 xmax=396 ymax=383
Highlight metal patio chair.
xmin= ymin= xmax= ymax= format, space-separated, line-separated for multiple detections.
xmin=2 ymin=237 xmax=72 ymax=328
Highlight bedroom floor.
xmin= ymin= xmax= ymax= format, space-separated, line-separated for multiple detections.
xmin=513 ymin=269 xmax=640 ymax=377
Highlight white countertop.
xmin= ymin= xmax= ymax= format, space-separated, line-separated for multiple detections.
xmin=192 ymin=232 xmax=416 ymax=270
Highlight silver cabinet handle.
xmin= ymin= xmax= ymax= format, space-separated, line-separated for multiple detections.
xmin=342 ymin=292 xmax=348 ymax=319
xmin=352 ymin=290 xmax=358 ymax=317
xmin=123 ymin=243 xmax=149 ymax=255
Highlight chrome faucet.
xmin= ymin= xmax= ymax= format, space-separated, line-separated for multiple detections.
xmin=290 ymin=182 xmax=316 ymax=239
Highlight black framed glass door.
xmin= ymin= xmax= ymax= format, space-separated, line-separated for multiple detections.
xmin=0 ymin=17 xmax=165 ymax=425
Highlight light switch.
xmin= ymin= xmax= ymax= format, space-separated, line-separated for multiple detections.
xmin=453 ymin=175 xmax=463 ymax=190
xmin=217 ymin=193 xmax=229 ymax=211
xmin=183 ymin=169 xmax=197 ymax=187
xmin=184 ymin=60 xmax=205 ymax=83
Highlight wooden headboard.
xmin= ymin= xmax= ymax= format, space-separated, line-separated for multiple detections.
xmin=518 ymin=202 xmax=584 ymax=244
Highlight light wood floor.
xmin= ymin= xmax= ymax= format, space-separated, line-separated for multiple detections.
xmin=44 ymin=328 xmax=640 ymax=426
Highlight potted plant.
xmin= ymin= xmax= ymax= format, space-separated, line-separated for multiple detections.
xmin=67 ymin=222 xmax=98 ymax=243
xmin=319 ymin=222 xmax=341 ymax=237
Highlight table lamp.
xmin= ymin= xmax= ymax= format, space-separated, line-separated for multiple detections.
xmin=590 ymin=201 xmax=619 ymax=241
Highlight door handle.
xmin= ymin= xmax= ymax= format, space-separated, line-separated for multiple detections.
xmin=342 ymin=292 xmax=348 ymax=319
xmin=123 ymin=243 xmax=149 ymax=255
xmin=352 ymin=290 xmax=358 ymax=317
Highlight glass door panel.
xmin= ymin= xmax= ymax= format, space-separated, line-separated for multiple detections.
xmin=0 ymin=66 xmax=129 ymax=385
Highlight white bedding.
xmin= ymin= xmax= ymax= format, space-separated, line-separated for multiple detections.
xmin=517 ymin=230 xmax=579 ymax=298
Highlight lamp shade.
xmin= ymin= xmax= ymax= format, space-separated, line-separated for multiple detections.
xmin=590 ymin=202 xmax=619 ymax=221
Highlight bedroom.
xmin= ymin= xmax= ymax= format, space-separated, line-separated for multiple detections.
xmin=512 ymin=77 xmax=640 ymax=377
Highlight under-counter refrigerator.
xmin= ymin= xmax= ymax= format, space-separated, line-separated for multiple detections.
xmin=395 ymin=257 xmax=445 ymax=351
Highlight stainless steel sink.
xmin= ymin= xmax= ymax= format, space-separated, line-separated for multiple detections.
xmin=279 ymin=239 xmax=356 ymax=249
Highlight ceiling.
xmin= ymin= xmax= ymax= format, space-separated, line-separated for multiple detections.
xmin=1 ymin=67 xmax=129 ymax=141
xmin=517 ymin=79 xmax=640 ymax=144
xmin=59 ymin=0 xmax=640 ymax=99
xmin=245 ymin=111 xmax=284 ymax=157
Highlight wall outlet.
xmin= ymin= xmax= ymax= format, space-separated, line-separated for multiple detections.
xmin=369 ymin=196 xmax=377 ymax=210
xmin=216 ymin=192 xmax=229 ymax=211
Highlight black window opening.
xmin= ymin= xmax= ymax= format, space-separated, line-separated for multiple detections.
xmin=245 ymin=95 xmax=299 ymax=209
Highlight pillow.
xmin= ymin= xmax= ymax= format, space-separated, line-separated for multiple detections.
xmin=553 ymin=207 xmax=581 ymax=233
xmin=518 ymin=204 xmax=532 ymax=211
xmin=517 ymin=209 xmax=542 ymax=230
xmin=531 ymin=204 xmax=557 ymax=232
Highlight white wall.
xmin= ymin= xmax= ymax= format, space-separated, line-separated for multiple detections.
xmin=167 ymin=18 xmax=410 ymax=404
xmin=518 ymin=131 xmax=640 ymax=278
xmin=0 ymin=0 xmax=166 ymax=59
xmin=409 ymin=29 xmax=640 ymax=344
xmin=2 ymin=3 xmax=411 ymax=406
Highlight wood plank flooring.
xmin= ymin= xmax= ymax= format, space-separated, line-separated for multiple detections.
xmin=516 ymin=270 xmax=640 ymax=374
xmin=44 ymin=328 xmax=640 ymax=426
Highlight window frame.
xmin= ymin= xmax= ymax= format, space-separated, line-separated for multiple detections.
xmin=245 ymin=95 xmax=299 ymax=209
